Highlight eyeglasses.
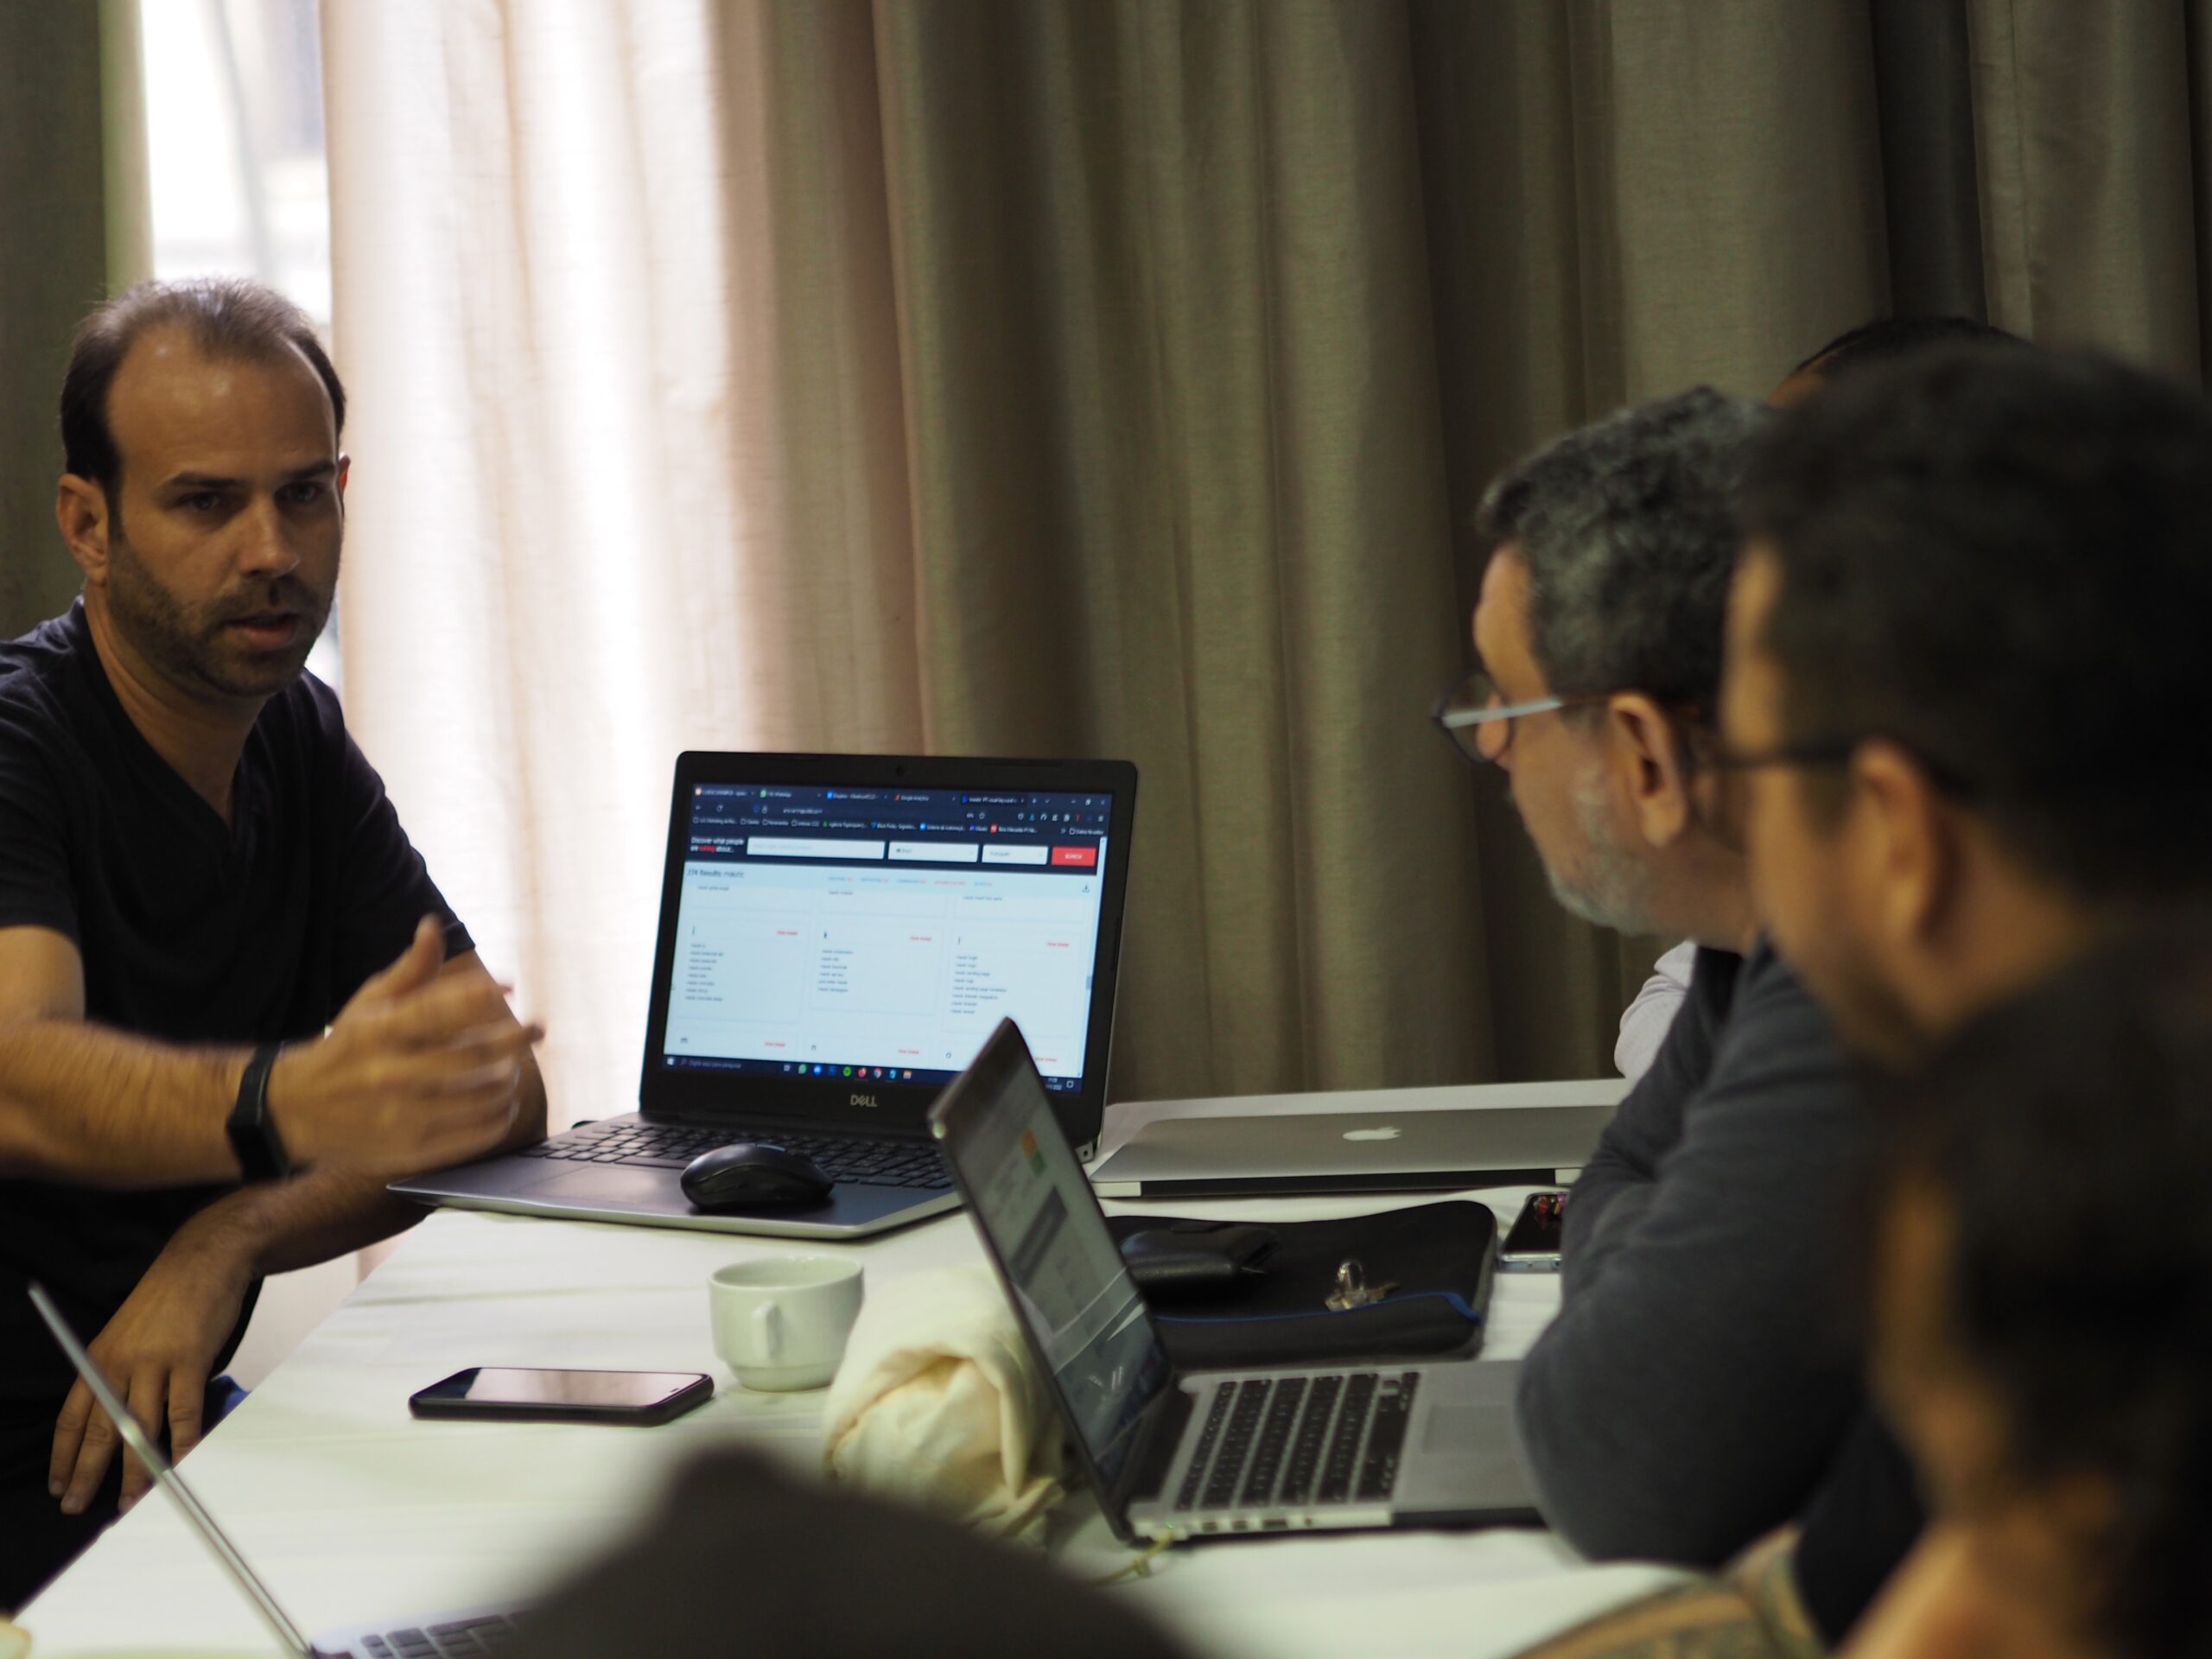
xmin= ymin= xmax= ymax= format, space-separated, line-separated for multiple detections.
xmin=1704 ymin=739 xmax=1859 ymax=774
xmin=1431 ymin=670 xmax=1610 ymax=766
xmin=1707 ymin=736 xmax=1980 ymax=799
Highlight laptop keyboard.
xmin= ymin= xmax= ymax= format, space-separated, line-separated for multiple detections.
xmin=359 ymin=1614 xmax=520 ymax=1657
xmin=515 ymin=1121 xmax=954 ymax=1189
xmin=1173 ymin=1371 xmax=1419 ymax=1514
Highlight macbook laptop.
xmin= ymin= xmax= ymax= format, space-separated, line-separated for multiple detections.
xmin=29 ymin=1282 xmax=525 ymax=1658
xmin=394 ymin=752 xmax=1137 ymax=1239
xmin=1086 ymin=1082 xmax=1625 ymax=1199
xmin=930 ymin=1020 xmax=1541 ymax=1542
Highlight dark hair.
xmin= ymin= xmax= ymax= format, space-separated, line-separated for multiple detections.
xmin=59 ymin=277 xmax=346 ymax=501
xmin=1738 ymin=345 xmax=2212 ymax=905
xmin=1472 ymin=387 xmax=1770 ymax=717
xmin=1789 ymin=315 xmax=2024 ymax=379
xmin=1874 ymin=923 xmax=2212 ymax=1659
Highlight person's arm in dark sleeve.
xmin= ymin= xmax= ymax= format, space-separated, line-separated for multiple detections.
xmin=1559 ymin=956 xmax=1716 ymax=1282
xmin=1516 ymin=957 xmax=1869 ymax=1568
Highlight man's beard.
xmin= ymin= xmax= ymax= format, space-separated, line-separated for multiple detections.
xmin=105 ymin=517 xmax=332 ymax=700
xmin=1541 ymin=768 xmax=1657 ymax=936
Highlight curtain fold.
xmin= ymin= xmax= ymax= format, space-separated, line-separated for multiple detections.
xmin=0 ymin=0 xmax=149 ymax=637
xmin=320 ymin=0 xmax=2212 ymax=1116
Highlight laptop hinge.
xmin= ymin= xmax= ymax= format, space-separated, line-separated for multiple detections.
xmin=1115 ymin=1381 xmax=1195 ymax=1508
xmin=633 ymin=1106 xmax=935 ymax=1141
xmin=1120 ymin=1166 xmax=1563 ymax=1199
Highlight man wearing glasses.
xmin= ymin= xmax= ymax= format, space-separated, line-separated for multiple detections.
xmin=1703 ymin=341 xmax=2212 ymax=1652
xmin=1440 ymin=389 xmax=1863 ymax=1573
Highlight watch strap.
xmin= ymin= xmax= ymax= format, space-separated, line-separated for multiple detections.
xmin=227 ymin=1041 xmax=292 ymax=1183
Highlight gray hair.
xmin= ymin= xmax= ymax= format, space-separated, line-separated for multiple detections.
xmin=1474 ymin=387 xmax=1770 ymax=719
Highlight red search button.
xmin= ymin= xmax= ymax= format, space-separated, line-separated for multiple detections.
xmin=1050 ymin=845 xmax=1098 ymax=868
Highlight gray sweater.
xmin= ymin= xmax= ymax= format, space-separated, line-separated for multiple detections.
xmin=1515 ymin=941 xmax=1867 ymax=1567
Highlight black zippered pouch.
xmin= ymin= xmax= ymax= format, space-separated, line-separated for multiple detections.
xmin=1107 ymin=1199 xmax=1497 ymax=1370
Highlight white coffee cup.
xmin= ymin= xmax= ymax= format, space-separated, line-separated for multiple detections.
xmin=709 ymin=1255 xmax=865 ymax=1391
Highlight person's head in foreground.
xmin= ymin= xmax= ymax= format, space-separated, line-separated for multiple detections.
xmin=1770 ymin=314 xmax=2024 ymax=406
xmin=57 ymin=276 xmax=347 ymax=708
xmin=1866 ymin=925 xmax=2212 ymax=1659
xmin=1454 ymin=387 xmax=1770 ymax=946
xmin=1725 ymin=344 xmax=2212 ymax=1065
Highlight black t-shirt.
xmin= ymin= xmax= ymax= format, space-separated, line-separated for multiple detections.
xmin=1792 ymin=1407 xmax=1928 ymax=1644
xmin=0 ymin=601 xmax=467 ymax=1444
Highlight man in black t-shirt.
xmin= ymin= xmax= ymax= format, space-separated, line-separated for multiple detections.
xmin=0 ymin=278 xmax=547 ymax=1608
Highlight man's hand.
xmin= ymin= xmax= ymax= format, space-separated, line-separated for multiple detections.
xmin=48 ymin=1224 xmax=251 ymax=1516
xmin=269 ymin=918 xmax=544 ymax=1179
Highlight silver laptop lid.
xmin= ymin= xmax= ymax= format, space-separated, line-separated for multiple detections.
xmin=1088 ymin=1098 xmax=1620 ymax=1195
xmin=929 ymin=1020 xmax=1173 ymax=1516
xmin=27 ymin=1283 xmax=316 ymax=1659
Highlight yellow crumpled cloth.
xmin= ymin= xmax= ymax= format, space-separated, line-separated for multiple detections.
xmin=822 ymin=1265 xmax=1066 ymax=1542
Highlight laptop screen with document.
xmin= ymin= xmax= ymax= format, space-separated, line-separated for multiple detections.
xmin=663 ymin=782 xmax=1113 ymax=1091
xmin=932 ymin=1020 xmax=1170 ymax=1494
xmin=639 ymin=753 xmax=1136 ymax=1151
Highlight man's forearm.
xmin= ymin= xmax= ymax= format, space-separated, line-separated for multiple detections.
xmin=180 ymin=1167 xmax=421 ymax=1279
xmin=181 ymin=1085 xmax=547 ymax=1277
xmin=0 ymin=1019 xmax=245 ymax=1186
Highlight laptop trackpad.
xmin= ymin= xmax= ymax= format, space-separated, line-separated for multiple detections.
xmin=1423 ymin=1400 xmax=1511 ymax=1452
xmin=528 ymin=1165 xmax=683 ymax=1204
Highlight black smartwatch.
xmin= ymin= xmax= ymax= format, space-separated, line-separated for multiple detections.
xmin=226 ymin=1041 xmax=293 ymax=1183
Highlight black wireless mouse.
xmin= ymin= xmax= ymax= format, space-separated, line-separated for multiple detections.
xmin=680 ymin=1142 xmax=835 ymax=1210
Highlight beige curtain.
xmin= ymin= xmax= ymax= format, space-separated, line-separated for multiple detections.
xmin=319 ymin=0 xmax=2212 ymax=1120
xmin=0 ymin=0 xmax=149 ymax=637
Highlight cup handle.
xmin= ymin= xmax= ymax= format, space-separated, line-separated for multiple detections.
xmin=753 ymin=1301 xmax=783 ymax=1363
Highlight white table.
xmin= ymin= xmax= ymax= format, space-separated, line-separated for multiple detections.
xmin=23 ymin=1080 xmax=1682 ymax=1658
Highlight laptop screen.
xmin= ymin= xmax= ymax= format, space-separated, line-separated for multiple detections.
xmin=938 ymin=1027 xmax=1169 ymax=1493
xmin=660 ymin=782 xmax=1116 ymax=1094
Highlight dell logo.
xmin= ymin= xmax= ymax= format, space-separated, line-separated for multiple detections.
xmin=851 ymin=1093 xmax=879 ymax=1108
xmin=1343 ymin=1126 xmax=1402 ymax=1142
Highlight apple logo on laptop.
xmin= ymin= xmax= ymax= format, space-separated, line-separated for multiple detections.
xmin=1342 ymin=1127 xmax=1402 ymax=1142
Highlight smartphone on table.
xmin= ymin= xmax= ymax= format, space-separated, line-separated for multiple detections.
xmin=1499 ymin=1190 xmax=1567 ymax=1272
xmin=409 ymin=1367 xmax=714 ymax=1426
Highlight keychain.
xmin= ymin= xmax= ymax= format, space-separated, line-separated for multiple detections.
xmin=1325 ymin=1257 xmax=1398 ymax=1311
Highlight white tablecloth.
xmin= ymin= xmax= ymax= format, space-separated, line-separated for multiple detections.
xmin=22 ymin=1083 xmax=1681 ymax=1658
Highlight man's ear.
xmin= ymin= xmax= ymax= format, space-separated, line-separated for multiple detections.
xmin=1851 ymin=741 xmax=1958 ymax=948
xmin=1605 ymin=692 xmax=1695 ymax=849
xmin=336 ymin=453 xmax=351 ymax=501
xmin=55 ymin=474 xmax=111 ymax=586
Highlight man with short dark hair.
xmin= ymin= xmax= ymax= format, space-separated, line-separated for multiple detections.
xmin=1716 ymin=342 xmax=2212 ymax=1646
xmin=1612 ymin=315 xmax=2024 ymax=1078
xmin=1446 ymin=388 xmax=1866 ymax=1568
xmin=0 ymin=277 xmax=547 ymax=1606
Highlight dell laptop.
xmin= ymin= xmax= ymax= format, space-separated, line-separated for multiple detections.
xmin=1086 ymin=1081 xmax=1625 ymax=1200
xmin=394 ymin=752 xmax=1137 ymax=1239
xmin=29 ymin=1283 xmax=526 ymax=1658
xmin=931 ymin=1020 xmax=1541 ymax=1542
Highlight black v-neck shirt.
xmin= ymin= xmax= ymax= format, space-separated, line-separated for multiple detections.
xmin=0 ymin=601 xmax=468 ymax=1441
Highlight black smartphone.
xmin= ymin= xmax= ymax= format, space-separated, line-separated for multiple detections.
xmin=1500 ymin=1190 xmax=1567 ymax=1272
xmin=408 ymin=1367 xmax=714 ymax=1426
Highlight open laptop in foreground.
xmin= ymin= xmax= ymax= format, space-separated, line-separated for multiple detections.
xmin=930 ymin=1020 xmax=1540 ymax=1542
xmin=396 ymin=752 xmax=1136 ymax=1239
xmin=29 ymin=1283 xmax=524 ymax=1659
xmin=1086 ymin=1079 xmax=1625 ymax=1200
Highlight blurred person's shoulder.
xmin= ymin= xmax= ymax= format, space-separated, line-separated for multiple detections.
xmin=519 ymin=1450 xmax=1197 ymax=1659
